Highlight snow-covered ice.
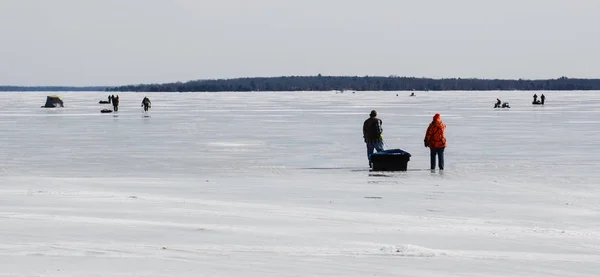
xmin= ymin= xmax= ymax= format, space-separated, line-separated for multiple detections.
xmin=0 ymin=91 xmax=599 ymax=276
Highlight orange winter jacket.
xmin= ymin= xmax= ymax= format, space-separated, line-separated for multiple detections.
xmin=424 ymin=114 xmax=446 ymax=149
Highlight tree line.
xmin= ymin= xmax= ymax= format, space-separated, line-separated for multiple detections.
xmin=106 ymin=76 xmax=600 ymax=92
xmin=3 ymin=76 xmax=599 ymax=92
xmin=0 ymin=86 xmax=108 ymax=92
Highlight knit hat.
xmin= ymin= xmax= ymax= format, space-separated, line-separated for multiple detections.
xmin=370 ymin=110 xmax=377 ymax=117
xmin=433 ymin=113 xmax=440 ymax=120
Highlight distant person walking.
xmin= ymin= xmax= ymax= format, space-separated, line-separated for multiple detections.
xmin=141 ymin=96 xmax=151 ymax=112
xmin=424 ymin=113 xmax=447 ymax=170
xmin=540 ymin=94 xmax=545 ymax=105
xmin=112 ymin=95 xmax=120 ymax=112
xmin=363 ymin=110 xmax=384 ymax=168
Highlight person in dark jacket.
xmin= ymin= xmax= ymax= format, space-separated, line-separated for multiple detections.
xmin=141 ymin=97 xmax=151 ymax=112
xmin=112 ymin=95 xmax=120 ymax=112
xmin=363 ymin=110 xmax=384 ymax=167
xmin=540 ymin=94 xmax=545 ymax=105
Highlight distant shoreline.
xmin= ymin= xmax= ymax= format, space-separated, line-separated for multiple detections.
xmin=0 ymin=86 xmax=108 ymax=92
xmin=3 ymin=75 xmax=600 ymax=92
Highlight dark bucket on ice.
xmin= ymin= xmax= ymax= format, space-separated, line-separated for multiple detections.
xmin=370 ymin=149 xmax=411 ymax=171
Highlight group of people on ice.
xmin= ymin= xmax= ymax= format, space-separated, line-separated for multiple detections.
xmin=104 ymin=95 xmax=152 ymax=112
xmin=495 ymin=94 xmax=546 ymax=108
xmin=108 ymin=95 xmax=120 ymax=111
xmin=363 ymin=110 xmax=446 ymax=170
xmin=532 ymin=94 xmax=545 ymax=105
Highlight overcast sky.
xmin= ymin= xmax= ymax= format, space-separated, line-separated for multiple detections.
xmin=0 ymin=0 xmax=598 ymax=86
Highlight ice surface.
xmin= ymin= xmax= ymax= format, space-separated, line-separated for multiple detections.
xmin=0 ymin=91 xmax=599 ymax=276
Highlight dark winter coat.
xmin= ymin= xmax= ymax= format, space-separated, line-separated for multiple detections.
xmin=363 ymin=117 xmax=383 ymax=143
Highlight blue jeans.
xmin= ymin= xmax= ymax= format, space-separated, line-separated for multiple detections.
xmin=430 ymin=147 xmax=445 ymax=170
xmin=366 ymin=140 xmax=384 ymax=163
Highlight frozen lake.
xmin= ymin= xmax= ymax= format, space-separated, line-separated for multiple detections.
xmin=1 ymin=90 xmax=599 ymax=276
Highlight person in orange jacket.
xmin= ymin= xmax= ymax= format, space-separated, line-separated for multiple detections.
xmin=424 ymin=113 xmax=447 ymax=170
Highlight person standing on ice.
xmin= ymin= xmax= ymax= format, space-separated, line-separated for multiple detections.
xmin=540 ymin=94 xmax=545 ymax=105
xmin=112 ymin=95 xmax=120 ymax=112
xmin=424 ymin=113 xmax=447 ymax=170
xmin=363 ymin=110 xmax=384 ymax=168
xmin=141 ymin=96 xmax=151 ymax=112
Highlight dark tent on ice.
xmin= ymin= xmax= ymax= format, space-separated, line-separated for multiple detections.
xmin=41 ymin=95 xmax=64 ymax=108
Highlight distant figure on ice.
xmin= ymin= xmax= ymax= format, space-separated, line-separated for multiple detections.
xmin=540 ymin=94 xmax=545 ymax=105
xmin=99 ymin=95 xmax=111 ymax=104
xmin=141 ymin=97 xmax=151 ymax=112
xmin=410 ymin=92 xmax=416 ymax=96
xmin=363 ymin=110 xmax=384 ymax=168
xmin=424 ymin=113 xmax=447 ymax=170
xmin=112 ymin=95 xmax=120 ymax=112
xmin=494 ymin=98 xmax=502 ymax=108
xmin=532 ymin=94 xmax=541 ymax=104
